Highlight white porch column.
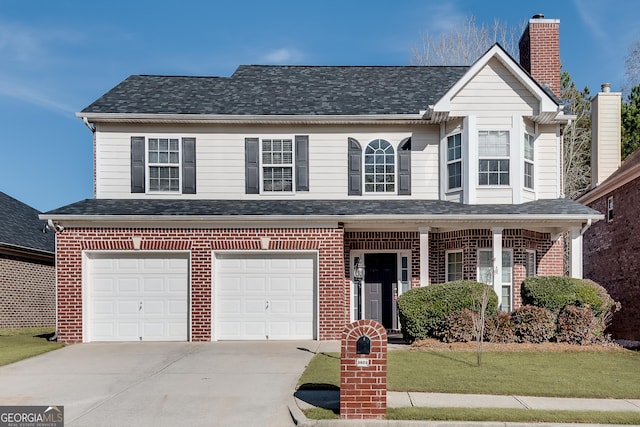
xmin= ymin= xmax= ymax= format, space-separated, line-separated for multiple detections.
xmin=419 ymin=227 xmax=430 ymax=286
xmin=492 ymin=227 xmax=503 ymax=301
xmin=570 ymin=226 xmax=583 ymax=278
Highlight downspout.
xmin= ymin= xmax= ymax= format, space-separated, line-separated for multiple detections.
xmin=581 ymin=218 xmax=593 ymax=235
xmin=47 ymin=219 xmax=64 ymax=341
xmin=82 ymin=117 xmax=96 ymax=133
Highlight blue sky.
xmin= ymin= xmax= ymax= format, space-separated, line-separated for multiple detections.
xmin=1 ymin=0 xmax=639 ymax=211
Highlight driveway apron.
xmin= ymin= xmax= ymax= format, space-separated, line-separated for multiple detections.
xmin=0 ymin=341 xmax=321 ymax=427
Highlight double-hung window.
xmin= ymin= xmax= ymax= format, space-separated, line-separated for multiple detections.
xmin=447 ymin=133 xmax=462 ymax=190
xmin=524 ymin=133 xmax=535 ymax=189
xmin=364 ymin=139 xmax=395 ymax=193
xmin=148 ymin=138 xmax=180 ymax=192
xmin=262 ymin=139 xmax=293 ymax=192
xmin=131 ymin=136 xmax=196 ymax=194
xmin=607 ymin=196 xmax=614 ymax=222
xmin=477 ymin=249 xmax=513 ymax=312
xmin=478 ymin=130 xmax=510 ymax=186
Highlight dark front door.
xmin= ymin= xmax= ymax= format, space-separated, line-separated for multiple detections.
xmin=364 ymin=253 xmax=397 ymax=329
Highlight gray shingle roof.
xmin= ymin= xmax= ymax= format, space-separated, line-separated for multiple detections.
xmin=80 ymin=66 xmax=469 ymax=116
xmin=44 ymin=198 xmax=601 ymax=219
xmin=0 ymin=192 xmax=54 ymax=254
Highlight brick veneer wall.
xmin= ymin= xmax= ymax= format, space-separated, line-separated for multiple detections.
xmin=0 ymin=254 xmax=55 ymax=328
xmin=584 ymin=179 xmax=640 ymax=340
xmin=429 ymin=229 xmax=563 ymax=309
xmin=55 ymin=227 xmax=348 ymax=343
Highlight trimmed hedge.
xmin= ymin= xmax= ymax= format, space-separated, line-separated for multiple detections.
xmin=484 ymin=312 xmax=516 ymax=343
xmin=511 ymin=305 xmax=556 ymax=343
xmin=397 ymin=281 xmax=498 ymax=342
xmin=556 ymin=305 xmax=598 ymax=345
xmin=521 ymin=276 xmax=620 ymax=332
xmin=438 ymin=309 xmax=477 ymax=343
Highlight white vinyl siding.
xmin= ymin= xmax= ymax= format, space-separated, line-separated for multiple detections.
xmin=94 ymin=125 xmax=443 ymax=200
xmin=450 ymin=58 xmax=538 ymax=117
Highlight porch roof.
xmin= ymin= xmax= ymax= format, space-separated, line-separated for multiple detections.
xmin=42 ymin=198 xmax=602 ymax=234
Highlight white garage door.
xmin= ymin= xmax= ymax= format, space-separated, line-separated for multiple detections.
xmin=215 ymin=253 xmax=316 ymax=340
xmin=87 ymin=253 xmax=189 ymax=342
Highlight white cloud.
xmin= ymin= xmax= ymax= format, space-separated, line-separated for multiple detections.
xmin=420 ymin=2 xmax=466 ymax=34
xmin=0 ymin=74 xmax=75 ymax=116
xmin=262 ymin=48 xmax=304 ymax=64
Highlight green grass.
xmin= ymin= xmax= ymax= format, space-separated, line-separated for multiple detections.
xmin=304 ymin=407 xmax=640 ymax=424
xmin=298 ymin=349 xmax=640 ymax=399
xmin=0 ymin=327 xmax=64 ymax=366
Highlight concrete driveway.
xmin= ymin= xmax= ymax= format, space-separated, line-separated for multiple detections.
xmin=0 ymin=340 xmax=336 ymax=427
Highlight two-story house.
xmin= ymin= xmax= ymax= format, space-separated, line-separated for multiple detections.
xmin=43 ymin=15 xmax=602 ymax=343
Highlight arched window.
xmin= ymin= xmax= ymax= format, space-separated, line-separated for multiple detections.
xmin=364 ymin=139 xmax=395 ymax=193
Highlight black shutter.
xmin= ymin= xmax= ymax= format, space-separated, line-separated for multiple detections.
xmin=295 ymin=135 xmax=309 ymax=191
xmin=348 ymin=137 xmax=362 ymax=196
xmin=398 ymin=137 xmax=411 ymax=195
xmin=131 ymin=136 xmax=145 ymax=193
xmin=182 ymin=137 xmax=196 ymax=194
xmin=245 ymin=138 xmax=260 ymax=194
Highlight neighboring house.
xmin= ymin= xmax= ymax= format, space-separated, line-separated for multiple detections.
xmin=579 ymin=86 xmax=640 ymax=340
xmin=42 ymin=15 xmax=602 ymax=343
xmin=0 ymin=192 xmax=55 ymax=328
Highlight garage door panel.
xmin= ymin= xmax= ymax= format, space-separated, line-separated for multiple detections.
xmin=88 ymin=253 xmax=189 ymax=342
xmin=215 ymin=253 xmax=316 ymax=340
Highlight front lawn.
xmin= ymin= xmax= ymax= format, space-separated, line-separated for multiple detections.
xmin=298 ymin=347 xmax=640 ymax=399
xmin=0 ymin=328 xmax=64 ymax=366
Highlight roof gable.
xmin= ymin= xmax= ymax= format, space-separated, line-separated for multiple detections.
xmin=0 ymin=192 xmax=54 ymax=254
xmin=429 ymin=44 xmax=565 ymax=123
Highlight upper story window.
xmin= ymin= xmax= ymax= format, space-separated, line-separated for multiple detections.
xmin=130 ymin=136 xmax=196 ymax=194
xmin=364 ymin=139 xmax=395 ymax=193
xmin=607 ymin=196 xmax=614 ymax=222
xmin=447 ymin=133 xmax=462 ymax=190
xmin=244 ymin=136 xmax=309 ymax=194
xmin=524 ymin=133 xmax=535 ymax=190
xmin=478 ymin=130 xmax=510 ymax=186
xmin=148 ymin=138 xmax=180 ymax=192
xmin=262 ymin=139 xmax=293 ymax=192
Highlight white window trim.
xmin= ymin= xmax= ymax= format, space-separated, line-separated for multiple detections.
xmin=146 ymin=137 xmax=182 ymax=194
xmin=446 ymin=133 xmax=463 ymax=191
xmin=524 ymin=132 xmax=535 ymax=190
xmin=259 ymin=137 xmax=295 ymax=194
xmin=607 ymin=196 xmax=614 ymax=222
xmin=478 ymin=130 xmax=511 ymax=187
xmin=445 ymin=250 xmax=463 ymax=282
xmin=363 ymin=139 xmax=397 ymax=195
xmin=477 ymin=248 xmax=513 ymax=312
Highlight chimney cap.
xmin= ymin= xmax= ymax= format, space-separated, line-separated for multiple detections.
xmin=532 ymin=13 xmax=545 ymax=19
xmin=601 ymin=83 xmax=611 ymax=93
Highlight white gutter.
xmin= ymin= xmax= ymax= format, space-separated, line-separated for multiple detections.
xmin=76 ymin=112 xmax=427 ymax=124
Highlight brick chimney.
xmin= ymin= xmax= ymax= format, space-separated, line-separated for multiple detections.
xmin=591 ymin=83 xmax=622 ymax=187
xmin=519 ymin=14 xmax=561 ymax=97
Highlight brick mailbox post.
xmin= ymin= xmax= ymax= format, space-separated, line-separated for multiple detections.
xmin=340 ymin=319 xmax=387 ymax=420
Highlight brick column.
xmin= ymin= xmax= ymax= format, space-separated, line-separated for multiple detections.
xmin=340 ymin=319 xmax=387 ymax=420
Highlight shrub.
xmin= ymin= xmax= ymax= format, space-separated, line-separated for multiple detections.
xmin=397 ymin=281 xmax=498 ymax=342
xmin=484 ymin=312 xmax=516 ymax=343
xmin=556 ymin=305 xmax=598 ymax=345
xmin=437 ymin=309 xmax=477 ymax=343
xmin=521 ymin=276 xmax=620 ymax=333
xmin=511 ymin=305 xmax=556 ymax=343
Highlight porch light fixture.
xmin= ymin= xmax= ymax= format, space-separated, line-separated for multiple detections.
xmin=353 ymin=257 xmax=365 ymax=282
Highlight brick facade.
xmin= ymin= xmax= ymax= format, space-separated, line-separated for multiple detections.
xmin=0 ymin=254 xmax=55 ymax=328
xmin=55 ymin=227 xmax=348 ymax=343
xmin=584 ymin=179 xmax=640 ymax=340
xmin=55 ymin=226 xmax=564 ymax=343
